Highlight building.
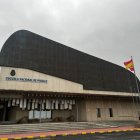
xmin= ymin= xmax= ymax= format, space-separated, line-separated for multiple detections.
xmin=0 ymin=30 xmax=140 ymax=123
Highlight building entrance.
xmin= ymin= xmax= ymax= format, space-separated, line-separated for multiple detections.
xmin=0 ymin=97 xmax=76 ymax=123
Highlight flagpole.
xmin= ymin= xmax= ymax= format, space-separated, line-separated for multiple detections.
xmin=127 ymin=72 xmax=138 ymax=119
xmin=131 ymin=56 xmax=140 ymax=100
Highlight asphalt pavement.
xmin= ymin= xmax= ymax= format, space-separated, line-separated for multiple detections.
xmin=45 ymin=131 xmax=140 ymax=140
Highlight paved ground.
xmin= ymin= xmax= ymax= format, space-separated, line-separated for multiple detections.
xmin=0 ymin=121 xmax=139 ymax=139
xmin=0 ymin=121 xmax=136 ymax=135
xmin=47 ymin=131 xmax=140 ymax=140
xmin=1 ymin=126 xmax=140 ymax=139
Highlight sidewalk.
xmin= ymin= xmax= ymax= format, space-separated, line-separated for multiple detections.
xmin=0 ymin=125 xmax=140 ymax=139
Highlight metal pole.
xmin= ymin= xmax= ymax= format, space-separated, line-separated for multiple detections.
xmin=131 ymin=56 xmax=140 ymax=119
xmin=129 ymin=84 xmax=138 ymax=119
xmin=131 ymin=56 xmax=140 ymax=98
xmin=125 ymin=59 xmax=138 ymax=112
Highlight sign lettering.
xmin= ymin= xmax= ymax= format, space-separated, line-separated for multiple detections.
xmin=5 ymin=77 xmax=47 ymax=84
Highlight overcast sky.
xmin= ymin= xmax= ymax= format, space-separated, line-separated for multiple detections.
xmin=0 ymin=0 xmax=140 ymax=78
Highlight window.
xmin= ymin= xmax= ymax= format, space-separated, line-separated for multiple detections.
xmin=96 ymin=108 xmax=101 ymax=118
xmin=29 ymin=110 xmax=51 ymax=119
xmin=109 ymin=108 xmax=113 ymax=117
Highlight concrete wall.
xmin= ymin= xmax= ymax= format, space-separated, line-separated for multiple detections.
xmin=0 ymin=66 xmax=138 ymax=97
xmin=77 ymin=100 xmax=87 ymax=121
xmin=85 ymin=99 xmax=138 ymax=121
xmin=5 ymin=98 xmax=139 ymax=122
xmin=0 ymin=66 xmax=139 ymax=122
xmin=47 ymin=99 xmax=139 ymax=122
xmin=47 ymin=99 xmax=138 ymax=122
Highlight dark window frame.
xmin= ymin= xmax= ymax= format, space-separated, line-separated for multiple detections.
xmin=109 ymin=108 xmax=113 ymax=117
xmin=96 ymin=108 xmax=101 ymax=118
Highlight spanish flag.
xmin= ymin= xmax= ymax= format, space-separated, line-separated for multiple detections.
xmin=124 ymin=59 xmax=134 ymax=71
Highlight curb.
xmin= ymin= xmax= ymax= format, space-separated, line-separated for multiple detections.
xmin=1 ymin=127 xmax=140 ymax=139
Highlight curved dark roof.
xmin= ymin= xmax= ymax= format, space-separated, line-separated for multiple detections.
xmin=0 ymin=30 xmax=140 ymax=93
